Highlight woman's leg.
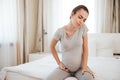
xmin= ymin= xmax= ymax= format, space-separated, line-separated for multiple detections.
xmin=46 ymin=67 xmax=70 ymax=80
xmin=75 ymin=69 xmax=94 ymax=80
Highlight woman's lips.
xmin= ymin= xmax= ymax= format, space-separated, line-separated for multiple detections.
xmin=77 ymin=23 xmax=81 ymax=26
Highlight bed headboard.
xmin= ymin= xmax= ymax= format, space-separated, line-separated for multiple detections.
xmin=88 ymin=33 xmax=120 ymax=57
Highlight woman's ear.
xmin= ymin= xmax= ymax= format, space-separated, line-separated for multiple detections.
xmin=70 ymin=12 xmax=74 ymax=19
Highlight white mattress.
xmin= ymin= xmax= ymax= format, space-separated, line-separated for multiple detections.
xmin=0 ymin=54 xmax=120 ymax=80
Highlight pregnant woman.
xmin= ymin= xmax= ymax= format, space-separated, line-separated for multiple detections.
xmin=47 ymin=5 xmax=94 ymax=80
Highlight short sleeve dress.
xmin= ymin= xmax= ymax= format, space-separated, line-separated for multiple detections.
xmin=53 ymin=24 xmax=88 ymax=72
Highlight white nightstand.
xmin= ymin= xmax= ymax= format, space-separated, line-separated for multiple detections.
xmin=29 ymin=53 xmax=50 ymax=62
xmin=113 ymin=53 xmax=120 ymax=59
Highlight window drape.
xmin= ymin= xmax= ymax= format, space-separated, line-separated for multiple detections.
xmin=0 ymin=0 xmax=39 ymax=69
xmin=34 ymin=0 xmax=44 ymax=52
xmin=0 ymin=0 xmax=17 ymax=69
xmin=17 ymin=0 xmax=39 ymax=63
xmin=95 ymin=0 xmax=120 ymax=33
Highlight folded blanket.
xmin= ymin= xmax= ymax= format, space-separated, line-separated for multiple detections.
xmin=1 ymin=54 xmax=57 ymax=80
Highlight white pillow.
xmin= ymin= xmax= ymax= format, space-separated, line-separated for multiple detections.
xmin=97 ymin=48 xmax=113 ymax=57
xmin=96 ymin=38 xmax=113 ymax=49
xmin=88 ymin=39 xmax=96 ymax=57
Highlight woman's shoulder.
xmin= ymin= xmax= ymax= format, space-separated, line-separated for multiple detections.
xmin=82 ymin=24 xmax=87 ymax=28
xmin=56 ymin=26 xmax=65 ymax=33
xmin=53 ymin=26 xmax=65 ymax=40
xmin=79 ymin=24 xmax=88 ymax=30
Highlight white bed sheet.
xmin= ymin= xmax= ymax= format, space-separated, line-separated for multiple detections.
xmin=1 ymin=54 xmax=57 ymax=80
xmin=88 ymin=57 xmax=120 ymax=80
xmin=0 ymin=54 xmax=120 ymax=80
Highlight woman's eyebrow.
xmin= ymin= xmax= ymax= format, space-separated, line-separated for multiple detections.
xmin=79 ymin=15 xmax=87 ymax=20
xmin=79 ymin=15 xmax=83 ymax=18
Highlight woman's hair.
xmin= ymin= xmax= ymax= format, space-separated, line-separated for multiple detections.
xmin=72 ymin=5 xmax=89 ymax=14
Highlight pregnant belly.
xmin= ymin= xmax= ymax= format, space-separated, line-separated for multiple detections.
xmin=62 ymin=58 xmax=82 ymax=72
xmin=62 ymin=53 xmax=82 ymax=72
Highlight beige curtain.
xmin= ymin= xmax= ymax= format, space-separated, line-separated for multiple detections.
xmin=95 ymin=0 xmax=120 ymax=33
xmin=35 ymin=0 xmax=51 ymax=52
xmin=34 ymin=0 xmax=43 ymax=52
xmin=17 ymin=0 xmax=39 ymax=63
xmin=112 ymin=0 xmax=120 ymax=32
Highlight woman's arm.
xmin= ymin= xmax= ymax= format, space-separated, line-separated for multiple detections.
xmin=82 ymin=34 xmax=88 ymax=70
xmin=50 ymin=39 xmax=61 ymax=65
xmin=82 ymin=34 xmax=94 ymax=77
xmin=50 ymin=39 xmax=69 ymax=72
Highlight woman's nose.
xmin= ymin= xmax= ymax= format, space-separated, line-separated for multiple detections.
xmin=79 ymin=19 xmax=83 ymax=24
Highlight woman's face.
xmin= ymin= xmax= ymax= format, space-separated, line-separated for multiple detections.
xmin=70 ymin=9 xmax=88 ymax=28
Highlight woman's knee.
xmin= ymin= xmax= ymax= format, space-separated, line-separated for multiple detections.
xmin=46 ymin=68 xmax=70 ymax=80
xmin=82 ymin=72 xmax=94 ymax=80
xmin=75 ymin=71 xmax=94 ymax=80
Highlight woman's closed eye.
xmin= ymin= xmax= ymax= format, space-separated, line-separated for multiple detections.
xmin=78 ymin=16 xmax=83 ymax=19
xmin=78 ymin=16 xmax=86 ymax=22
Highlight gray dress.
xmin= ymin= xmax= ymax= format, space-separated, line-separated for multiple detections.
xmin=47 ymin=24 xmax=94 ymax=80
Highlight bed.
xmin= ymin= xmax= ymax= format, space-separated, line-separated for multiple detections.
xmin=0 ymin=53 xmax=120 ymax=80
xmin=0 ymin=33 xmax=120 ymax=80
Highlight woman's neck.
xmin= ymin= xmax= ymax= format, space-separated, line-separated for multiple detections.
xmin=65 ymin=23 xmax=77 ymax=32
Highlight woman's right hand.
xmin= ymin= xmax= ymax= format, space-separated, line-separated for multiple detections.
xmin=58 ymin=62 xmax=69 ymax=72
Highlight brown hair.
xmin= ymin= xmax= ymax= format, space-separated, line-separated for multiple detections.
xmin=72 ymin=5 xmax=89 ymax=14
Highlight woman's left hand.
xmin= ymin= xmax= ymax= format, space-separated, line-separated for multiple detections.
xmin=82 ymin=67 xmax=94 ymax=78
